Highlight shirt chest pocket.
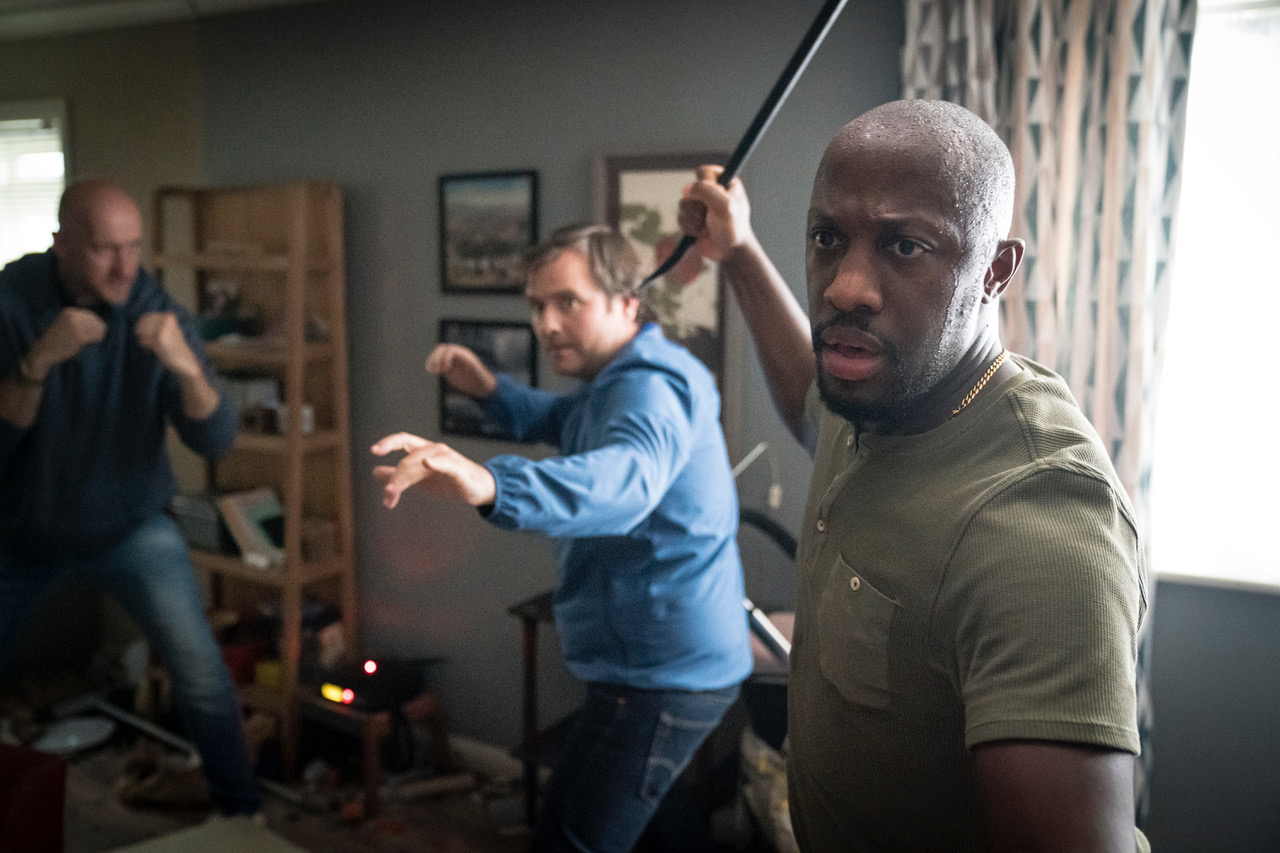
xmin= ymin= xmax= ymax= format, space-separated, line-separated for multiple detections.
xmin=817 ymin=554 xmax=899 ymax=710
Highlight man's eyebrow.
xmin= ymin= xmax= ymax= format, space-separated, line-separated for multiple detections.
xmin=877 ymin=212 xmax=953 ymax=235
xmin=533 ymin=287 xmax=580 ymax=301
xmin=807 ymin=207 xmax=957 ymax=239
xmin=805 ymin=209 xmax=846 ymax=231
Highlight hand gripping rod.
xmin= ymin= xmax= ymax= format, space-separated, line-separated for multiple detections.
xmin=641 ymin=0 xmax=849 ymax=286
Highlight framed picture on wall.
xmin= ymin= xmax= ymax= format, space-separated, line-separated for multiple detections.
xmin=595 ymin=151 xmax=729 ymax=385
xmin=439 ymin=170 xmax=539 ymax=294
xmin=438 ymin=319 xmax=537 ymax=439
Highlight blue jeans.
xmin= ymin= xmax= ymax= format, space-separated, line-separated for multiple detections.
xmin=531 ymin=680 xmax=740 ymax=853
xmin=0 ymin=513 xmax=261 ymax=815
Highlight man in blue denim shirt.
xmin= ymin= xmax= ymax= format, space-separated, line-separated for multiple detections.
xmin=373 ymin=225 xmax=752 ymax=851
xmin=0 ymin=179 xmax=261 ymax=816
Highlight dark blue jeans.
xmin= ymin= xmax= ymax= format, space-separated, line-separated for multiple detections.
xmin=0 ymin=513 xmax=261 ymax=815
xmin=530 ymin=680 xmax=739 ymax=853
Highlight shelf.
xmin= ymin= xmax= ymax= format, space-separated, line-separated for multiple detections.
xmin=190 ymin=549 xmax=348 ymax=587
xmin=159 ymin=181 xmax=355 ymax=786
xmin=294 ymin=555 xmax=350 ymax=585
xmin=297 ymin=689 xmax=393 ymax=735
xmin=233 ymin=429 xmax=341 ymax=454
xmin=239 ymin=682 xmax=287 ymax=715
xmin=154 ymin=252 xmax=334 ymax=274
xmin=508 ymin=589 xmax=554 ymax=622
xmin=206 ymin=339 xmax=334 ymax=368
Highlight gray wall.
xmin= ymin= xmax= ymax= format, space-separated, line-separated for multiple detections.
xmin=196 ymin=0 xmax=903 ymax=746
xmin=1146 ymin=578 xmax=1280 ymax=852
xmin=2 ymin=4 xmax=1277 ymax=848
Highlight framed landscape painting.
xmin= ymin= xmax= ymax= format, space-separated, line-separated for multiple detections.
xmin=439 ymin=170 xmax=539 ymax=294
xmin=596 ymin=151 xmax=728 ymax=384
xmin=438 ymin=319 xmax=537 ymax=439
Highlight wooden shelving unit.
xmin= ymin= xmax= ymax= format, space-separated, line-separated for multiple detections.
xmin=154 ymin=181 xmax=356 ymax=780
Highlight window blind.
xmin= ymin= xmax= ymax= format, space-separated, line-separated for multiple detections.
xmin=0 ymin=108 xmax=66 ymax=266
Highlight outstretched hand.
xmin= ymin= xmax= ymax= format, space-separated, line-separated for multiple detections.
xmin=425 ymin=344 xmax=497 ymax=400
xmin=678 ymin=164 xmax=756 ymax=263
xmin=371 ymin=432 xmax=497 ymax=509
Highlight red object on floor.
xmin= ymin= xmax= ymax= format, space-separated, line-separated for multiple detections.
xmin=0 ymin=742 xmax=66 ymax=852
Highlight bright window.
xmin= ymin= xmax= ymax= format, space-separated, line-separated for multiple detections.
xmin=0 ymin=100 xmax=67 ymax=266
xmin=1149 ymin=1 xmax=1280 ymax=590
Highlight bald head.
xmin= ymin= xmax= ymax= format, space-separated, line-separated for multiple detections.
xmin=53 ymin=178 xmax=144 ymax=306
xmin=58 ymin=179 xmax=138 ymax=237
xmin=821 ymin=99 xmax=1016 ymax=253
xmin=805 ymin=99 xmax=1024 ymax=432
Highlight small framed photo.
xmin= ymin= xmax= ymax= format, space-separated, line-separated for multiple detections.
xmin=595 ymin=151 xmax=729 ymax=384
xmin=438 ymin=319 xmax=538 ymax=439
xmin=439 ymin=170 xmax=539 ymax=294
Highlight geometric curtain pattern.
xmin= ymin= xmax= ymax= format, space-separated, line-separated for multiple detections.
xmin=902 ymin=0 xmax=1198 ymax=828
xmin=903 ymin=0 xmax=1001 ymax=121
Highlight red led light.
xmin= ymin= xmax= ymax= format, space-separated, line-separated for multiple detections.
xmin=364 ymin=660 xmax=377 ymax=674
xmin=341 ymin=688 xmax=354 ymax=704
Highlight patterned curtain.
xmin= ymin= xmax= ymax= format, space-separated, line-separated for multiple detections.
xmin=902 ymin=0 xmax=1197 ymax=827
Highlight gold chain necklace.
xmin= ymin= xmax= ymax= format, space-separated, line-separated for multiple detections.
xmin=950 ymin=349 xmax=1009 ymax=419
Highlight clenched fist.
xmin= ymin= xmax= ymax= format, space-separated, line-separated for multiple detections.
xmin=135 ymin=312 xmax=201 ymax=379
xmin=24 ymin=307 xmax=108 ymax=378
xmin=678 ymin=164 xmax=756 ymax=263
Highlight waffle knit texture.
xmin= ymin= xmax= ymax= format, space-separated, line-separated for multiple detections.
xmin=788 ymin=354 xmax=1148 ymax=852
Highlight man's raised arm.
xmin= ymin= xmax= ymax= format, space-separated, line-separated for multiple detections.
xmin=679 ymin=166 xmax=816 ymax=452
xmin=425 ymin=343 xmax=497 ymax=399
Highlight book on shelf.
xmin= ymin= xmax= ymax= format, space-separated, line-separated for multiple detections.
xmin=217 ymin=487 xmax=286 ymax=570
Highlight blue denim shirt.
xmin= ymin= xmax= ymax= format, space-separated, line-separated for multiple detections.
xmin=0 ymin=251 xmax=238 ymax=559
xmin=482 ymin=324 xmax=752 ymax=691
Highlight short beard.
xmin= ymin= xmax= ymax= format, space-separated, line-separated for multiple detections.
xmin=816 ymin=369 xmax=918 ymax=427
xmin=811 ymin=319 xmax=932 ymax=429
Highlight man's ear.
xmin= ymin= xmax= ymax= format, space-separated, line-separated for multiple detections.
xmin=620 ymin=294 xmax=641 ymax=323
xmin=982 ymin=238 xmax=1025 ymax=302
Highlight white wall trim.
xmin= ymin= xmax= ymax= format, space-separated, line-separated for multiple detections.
xmin=1154 ymin=570 xmax=1280 ymax=597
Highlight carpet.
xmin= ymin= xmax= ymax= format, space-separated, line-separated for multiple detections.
xmin=110 ymin=814 xmax=303 ymax=852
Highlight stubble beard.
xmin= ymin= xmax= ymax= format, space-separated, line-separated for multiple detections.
xmin=816 ymin=362 xmax=920 ymax=428
xmin=812 ymin=322 xmax=944 ymax=430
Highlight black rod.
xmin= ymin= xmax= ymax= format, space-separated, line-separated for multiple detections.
xmin=642 ymin=0 xmax=849 ymax=285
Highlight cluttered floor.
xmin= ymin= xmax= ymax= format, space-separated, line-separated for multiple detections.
xmin=4 ymin=695 xmax=794 ymax=853
xmin=1 ymin=669 xmax=533 ymax=853
xmin=2 ymin=625 xmax=796 ymax=853
xmin=62 ymin=738 xmax=528 ymax=852
xmin=3 ymin=695 xmax=795 ymax=853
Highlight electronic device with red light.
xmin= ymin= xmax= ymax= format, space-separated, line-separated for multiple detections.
xmin=317 ymin=657 xmax=432 ymax=712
